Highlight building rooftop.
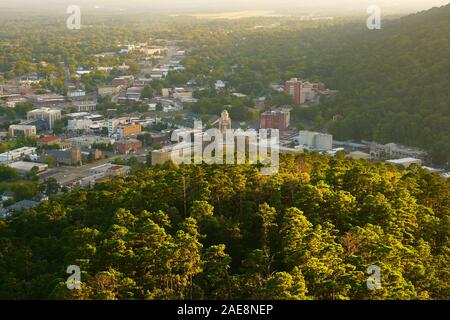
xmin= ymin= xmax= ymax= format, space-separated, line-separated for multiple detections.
xmin=7 ymin=161 xmax=48 ymax=172
xmin=0 ymin=207 xmax=8 ymax=217
xmin=7 ymin=200 xmax=40 ymax=211
xmin=38 ymin=135 xmax=60 ymax=143
xmin=386 ymin=158 xmax=422 ymax=164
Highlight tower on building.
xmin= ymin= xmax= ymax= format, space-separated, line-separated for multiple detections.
xmin=219 ymin=110 xmax=232 ymax=132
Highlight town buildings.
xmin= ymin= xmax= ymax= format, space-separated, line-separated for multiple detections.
xmin=117 ymin=123 xmax=142 ymax=139
xmin=115 ymin=139 xmax=143 ymax=154
xmin=0 ymin=147 xmax=37 ymax=163
xmin=74 ymin=101 xmax=97 ymax=112
xmin=97 ymin=86 xmax=121 ymax=97
xmin=42 ymin=147 xmax=83 ymax=166
xmin=125 ymin=87 xmax=144 ymax=101
xmin=219 ymin=110 xmax=232 ymax=132
xmin=260 ymin=110 xmax=290 ymax=131
xmin=68 ymin=118 xmax=94 ymax=131
xmin=284 ymin=78 xmax=325 ymax=105
xmin=27 ymin=108 xmax=61 ymax=130
xmin=386 ymin=157 xmax=423 ymax=168
xmin=65 ymin=135 xmax=115 ymax=148
xmin=370 ymin=142 xmax=428 ymax=161
xmin=108 ymin=117 xmax=140 ymax=137
xmin=8 ymin=124 xmax=37 ymax=138
xmin=215 ymin=80 xmax=226 ymax=91
xmin=112 ymin=76 xmax=134 ymax=87
xmin=298 ymin=130 xmax=333 ymax=151
xmin=67 ymin=90 xmax=86 ymax=98
xmin=37 ymin=135 xmax=71 ymax=149
xmin=7 ymin=161 xmax=48 ymax=174
xmin=80 ymin=163 xmax=131 ymax=187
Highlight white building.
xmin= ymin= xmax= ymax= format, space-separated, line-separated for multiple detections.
xmin=27 ymin=108 xmax=61 ymax=130
xmin=0 ymin=147 xmax=37 ymax=163
xmin=68 ymin=119 xmax=93 ymax=131
xmin=67 ymin=90 xmax=86 ymax=98
xmin=386 ymin=158 xmax=422 ymax=168
xmin=74 ymin=101 xmax=97 ymax=112
xmin=298 ymin=131 xmax=333 ymax=151
xmin=215 ymin=80 xmax=226 ymax=91
xmin=7 ymin=161 xmax=48 ymax=174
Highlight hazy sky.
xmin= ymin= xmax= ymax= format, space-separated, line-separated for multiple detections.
xmin=0 ymin=0 xmax=448 ymax=14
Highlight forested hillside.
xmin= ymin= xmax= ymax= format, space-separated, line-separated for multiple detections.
xmin=317 ymin=5 xmax=450 ymax=166
xmin=1 ymin=154 xmax=449 ymax=299
xmin=180 ymin=4 xmax=450 ymax=166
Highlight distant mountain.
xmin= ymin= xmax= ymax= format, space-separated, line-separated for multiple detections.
xmin=313 ymin=4 xmax=450 ymax=165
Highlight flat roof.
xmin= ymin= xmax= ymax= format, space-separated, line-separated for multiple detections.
xmin=7 ymin=161 xmax=48 ymax=171
xmin=386 ymin=158 xmax=421 ymax=164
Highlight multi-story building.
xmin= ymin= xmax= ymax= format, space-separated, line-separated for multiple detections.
xmin=74 ymin=101 xmax=97 ymax=112
xmin=108 ymin=117 xmax=128 ymax=136
xmin=97 ymin=86 xmax=121 ymax=96
xmin=65 ymin=135 xmax=115 ymax=148
xmin=27 ymin=108 xmax=61 ymax=130
xmin=152 ymin=148 xmax=172 ymax=165
xmin=125 ymin=87 xmax=144 ymax=101
xmin=0 ymin=147 xmax=37 ymax=163
xmin=219 ymin=110 xmax=232 ymax=132
xmin=43 ymin=147 xmax=82 ymax=166
xmin=115 ymin=139 xmax=143 ymax=154
xmin=260 ymin=110 xmax=289 ymax=131
xmin=7 ymin=161 xmax=48 ymax=174
xmin=112 ymin=76 xmax=134 ymax=87
xmin=117 ymin=123 xmax=142 ymax=139
xmin=8 ymin=125 xmax=37 ymax=138
xmin=285 ymin=78 xmax=325 ymax=105
xmin=68 ymin=119 xmax=93 ymax=132
xmin=107 ymin=117 xmax=141 ymax=137
xmin=80 ymin=163 xmax=131 ymax=187
xmin=151 ymin=142 xmax=201 ymax=166
xmin=27 ymin=94 xmax=65 ymax=106
xmin=298 ymin=130 xmax=333 ymax=151
xmin=67 ymin=90 xmax=86 ymax=98
xmin=2 ymin=95 xmax=26 ymax=108
xmin=370 ymin=142 xmax=428 ymax=161
xmin=80 ymin=147 xmax=103 ymax=162
xmin=37 ymin=135 xmax=71 ymax=149
xmin=285 ymin=78 xmax=305 ymax=105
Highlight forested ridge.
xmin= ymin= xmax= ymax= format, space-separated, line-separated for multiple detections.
xmin=319 ymin=5 xmax=450 ymax=165
xmin=179 ymin=4 xmax=450 ymax=165
xmin=0 ymin=154 xmax=449 ymax=299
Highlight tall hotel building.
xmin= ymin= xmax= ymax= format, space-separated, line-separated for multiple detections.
xmin=285 ymin=78 xmax=305 ymax=105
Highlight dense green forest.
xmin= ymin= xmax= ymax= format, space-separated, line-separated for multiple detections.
xmin=0 ymin=154 xmax=449 ymax=299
